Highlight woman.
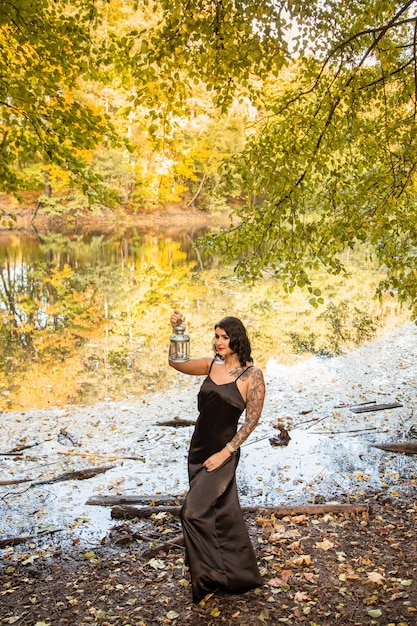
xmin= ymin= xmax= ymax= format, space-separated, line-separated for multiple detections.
xmin=169 ymin=310 xmax=265 ymax=603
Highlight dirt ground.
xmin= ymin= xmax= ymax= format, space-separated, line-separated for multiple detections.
xmin=1 ymin=492 xmax=417 ymax=626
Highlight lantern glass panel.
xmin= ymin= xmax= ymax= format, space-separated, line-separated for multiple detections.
xmin=169 ymin=325 xmax=190 ymax=362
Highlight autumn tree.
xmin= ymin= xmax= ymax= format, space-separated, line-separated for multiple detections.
xmin=2 ymin=0 xmax=417 ymax=311
xmin=0 ymin=0 xmax=115 ymax=200
xmin=134 ymin=0 xmax=417 ymax=312
xmin=207 ymin=1 xmax=417 ymax=313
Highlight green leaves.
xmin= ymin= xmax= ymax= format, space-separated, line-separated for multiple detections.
xmin=196 ymin=1 xmax=417 ymax=312
xmin=1 ymin=0 xmax=417 ymax=312
xmin=0 ymin=0 xmax=115 ymax=197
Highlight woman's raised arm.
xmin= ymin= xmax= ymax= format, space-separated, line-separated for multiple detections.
xmin=168 ymin=309 xmax=211 ymax=376
xmin=169 ymin=355 xmax=212 ymax=376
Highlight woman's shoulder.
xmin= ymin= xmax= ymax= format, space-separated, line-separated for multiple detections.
xmin=246 ymin=364 xmax=265 ymax=382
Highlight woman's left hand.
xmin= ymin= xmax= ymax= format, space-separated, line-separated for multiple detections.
xmin=203 ymin=448 xmax=231 ymax=472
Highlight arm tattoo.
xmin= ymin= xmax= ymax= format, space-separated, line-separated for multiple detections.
xmin=229 ymin=368 xmax=265 ymax=450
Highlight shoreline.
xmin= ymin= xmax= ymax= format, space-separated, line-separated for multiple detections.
xmin=0 ymin=193 xmax=231 ymax=236
xmin=1 ymin=321 xmax=416 ymax=550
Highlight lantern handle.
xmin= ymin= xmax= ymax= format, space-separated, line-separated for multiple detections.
xmin=170 ymin=309 xmax=184 ymax=329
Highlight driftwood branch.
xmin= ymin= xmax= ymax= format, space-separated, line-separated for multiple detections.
xmin=0 ymin=528 xmax=62 ymax=549
xmin=373 ymin=442 xmax=417 ymax=454
xmin=350 ymin=402 xmax=402 ymax=413
xmin=32 ymin=465 xmax=116 ymax=486
xmin=0 ymin=478 xmax=33 ymax=486
xmin=309 ymin=427 xmax=378 ymax=435
xmin=156 ymin=417 xmax=196 ymax=427
xmin=86 ymin=495 xmax=183 ymax=506
xmin=0 ymin=441 xmax=46 ymax=456
xmin=112 ymin=505 xmax=183 ymax=519
xmin=58 ymin=451 xmax=145 ymax=461
xmin=141 ymin=534 xmax=184 ymax=558
xmin=1 ymin=466 xmax=116 ymax=491
xmin=111 ymin=503 xmax=369 ymax=520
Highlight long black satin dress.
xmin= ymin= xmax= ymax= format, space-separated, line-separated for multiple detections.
xmin=181 ymin=362 xmax=263 ymax=603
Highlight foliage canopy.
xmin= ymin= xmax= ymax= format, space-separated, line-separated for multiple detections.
xmin=1 ymin=0 xmax=417 ymax=312
xmin=198 ymin=1 xmax=417 ymax=314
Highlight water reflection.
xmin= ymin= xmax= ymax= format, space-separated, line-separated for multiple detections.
xmin=0 ymin=227 xmax=408 ymax=411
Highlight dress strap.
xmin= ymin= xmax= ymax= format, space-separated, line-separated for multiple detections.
xmin=235 ymin=365 xmax=254 ymax=381
xmin=208 ymin=358 xmax=216 ymax=375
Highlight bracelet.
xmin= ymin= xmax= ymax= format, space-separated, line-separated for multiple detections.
xmin=226 ymin=442 xmax=237 ymax=455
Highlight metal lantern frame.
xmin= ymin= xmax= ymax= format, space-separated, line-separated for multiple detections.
xmin=169 ymin=324 xmax=190 ymax=362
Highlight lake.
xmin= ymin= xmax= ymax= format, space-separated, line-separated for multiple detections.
xmin=0 ymin=225 xmax=409 ymax=411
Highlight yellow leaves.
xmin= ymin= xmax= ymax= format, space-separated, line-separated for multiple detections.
xmin=256 ymin=515 xmax=274 ymax=528
xmin=290 ymin=514 xmax=310 ymax=524
xmin=314 ymin=538 xmax=334 ymax=551
xmin=269 ymin=524 xmax=300 ymax=543
xmin=166 ymin=610 xmax=180 ymax=620
xmin=21 ymin=554 xmax=40 ymax=565
xmin=338 ymin=567 xmax=359 ymax=582
xmin=83 ymin=551 xmax=97 ymax=559
xmin=257 ymin=608 xmax=270 ymax=622
xmin=353 ymin=471 xmax=371 ymax=481
xmin=147 ymin=558 xmax=166 ymax=569
xmin=285 ymin=554 xmax=312 ymax=568
xmin=288 ymin=539 xmax=302 ymax=552
xmin=1 ymin=616 xmax=22 ymax=624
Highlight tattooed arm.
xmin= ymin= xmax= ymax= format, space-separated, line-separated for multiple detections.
xmin=203 ymin=367 xmax=265 ymax=472
xmin=228 ymin=367 xmax=265 ymax=451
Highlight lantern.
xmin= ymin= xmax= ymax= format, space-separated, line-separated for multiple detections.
xmin=169 ymin=324 xmax=190 ymax=362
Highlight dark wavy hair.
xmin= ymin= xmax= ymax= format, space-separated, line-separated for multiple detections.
xmin=214 ymin=316 xmax=253 ymax=366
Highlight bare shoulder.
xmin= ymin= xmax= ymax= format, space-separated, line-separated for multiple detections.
xmin=240 ymin=364 xmax=264 ymax=383
xmin=248 ymin=365 xmax=265 ymax=382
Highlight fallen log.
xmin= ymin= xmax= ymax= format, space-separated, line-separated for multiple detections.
xmin=112 ymin=505 xmax=183 ymax=519
xmin=0 ymin=441 xmax=46 ymax=456
xmin=156 ymin=417 xmax=196 ymax=427
xmin=372 ymin=442 xmax=417 ymax=454
xmin=350 ymin=401 xmax=402 ymax=413
xmin=334 ymin=400 xmax=377 ymax=409
xmin=58 ymin=451 xmax=145 ymax=461
xmin=32 ymin=465 xmax=116 ymax=486
xmin=87 ymin=495 xmax=183 ymax=506
xmin=0 ymin=478 xmax=32 ymax=486
xmin=111 ymin=503 xmax=369 ymax=520
xmin=0 ymin=451 xmax=23 ymax=457
xmin=0 ymin=535 xmax=32 ymax=548
xmin=309 ymin=427 xmax=378 ymax=435
xmin=0 ymin=528 xmax=62 ymax=549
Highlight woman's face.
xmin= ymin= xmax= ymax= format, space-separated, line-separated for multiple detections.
xmin=214 ymin=326 xmax=232 ymax=357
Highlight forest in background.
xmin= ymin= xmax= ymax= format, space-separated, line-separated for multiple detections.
xmin=1 ymin=1 xmax=417 ymax=313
